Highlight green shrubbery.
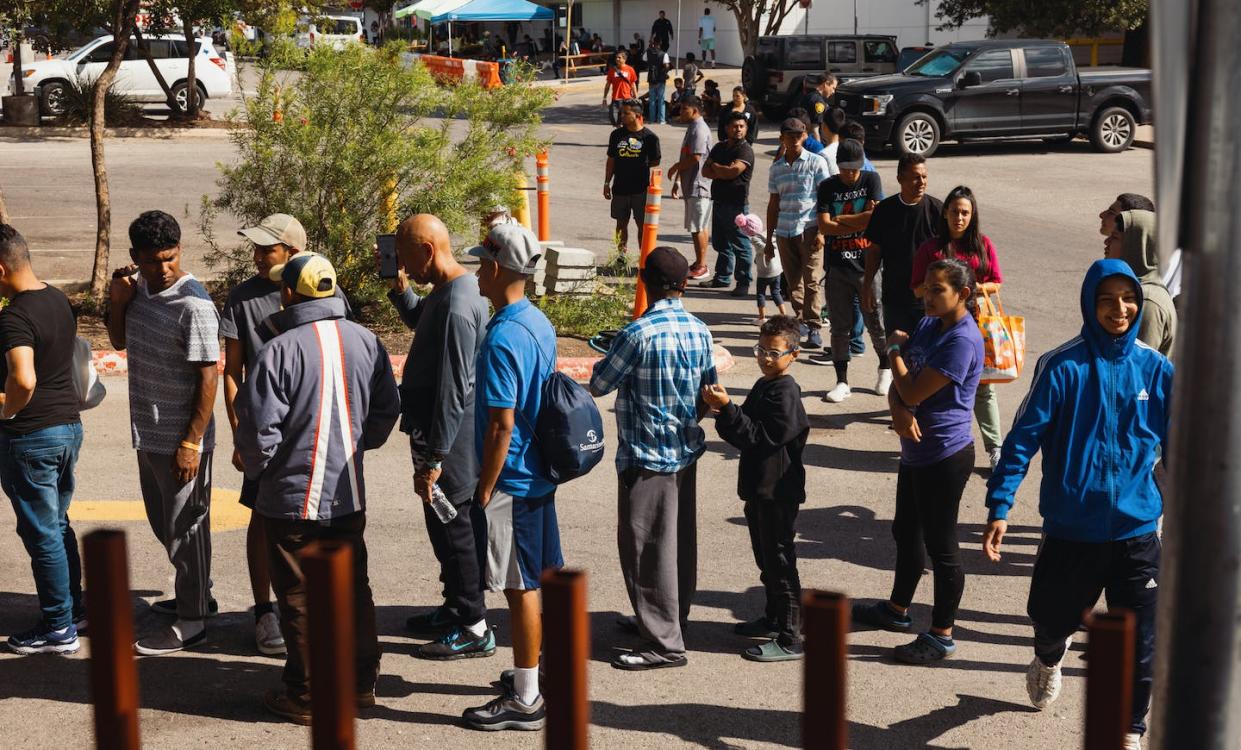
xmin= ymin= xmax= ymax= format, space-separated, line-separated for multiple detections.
xmin=201 ymin=41 xmax=553 ymax=319
xmin=55 ymin=76 xmax=146 ymax=127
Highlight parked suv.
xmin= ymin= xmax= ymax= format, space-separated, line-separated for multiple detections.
xmin=294 ymin=15 xmax=364 ymax=51
xmin=835 ymin=39 xmax=1152 ymax=156
xmin=17 ymin=34 xmax=233 ymax=116
xmin=742 ymin=34 xmax=900 ymax=120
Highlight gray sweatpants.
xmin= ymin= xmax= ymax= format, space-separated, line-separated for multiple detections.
xmin=137 ymin=450 xmax=213 ymax=620
xmin=826 ymin=266 xmax=886 ymax=365
xmin=617 ymin=463 xmax=698 ymax=659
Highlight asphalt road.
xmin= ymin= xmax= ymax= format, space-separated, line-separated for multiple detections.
xmin=0 ymin=82 xmax=1154 ymax=749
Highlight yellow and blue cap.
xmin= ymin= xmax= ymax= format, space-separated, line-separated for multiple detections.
xmin=269 ymin=252 xmax=337 ymax=299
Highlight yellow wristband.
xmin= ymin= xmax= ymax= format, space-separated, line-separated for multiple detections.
xmin=180 ymin=440 xmax=203 ymax=453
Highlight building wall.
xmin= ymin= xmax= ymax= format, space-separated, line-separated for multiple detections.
xmin=571 ymin=0 xmax=989 ymax=66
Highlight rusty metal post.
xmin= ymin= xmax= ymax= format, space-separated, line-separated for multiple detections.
xmin=83 ymin=529 xmax=141 ymax=750
xmin=631 ymin=168 xmax=663 ymax=319
xmin=302 ymin=541 xmax=356 ymax=750
xmin=536 ymin=151 xmax=552 ymax=241
xmin=802 ymin=590 xmax=848 ymax=750
xmin=542 ymin=568 xmax=589 ymax=750
xmin=1085 ymin=609 xmax=1135 ymax=750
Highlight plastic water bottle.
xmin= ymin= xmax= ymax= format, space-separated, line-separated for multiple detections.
xmin=430 ymin=484 xmax=457 ymax=524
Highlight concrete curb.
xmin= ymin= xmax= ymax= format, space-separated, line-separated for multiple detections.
xmin=1134 ymin=139 xmax=1154 ymax=150
xmin=0 ymin=125 xmax=236 ymax=139
xmin=92 ymin=344 xmax=735 ymax=383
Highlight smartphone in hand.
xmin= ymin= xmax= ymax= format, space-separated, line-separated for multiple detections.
xmin=377 ymin=233 xmax=398 ymax=279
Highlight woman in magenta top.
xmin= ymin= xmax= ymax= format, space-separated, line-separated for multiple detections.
xmin=909 ymin=185 xmax=1005 ymax=470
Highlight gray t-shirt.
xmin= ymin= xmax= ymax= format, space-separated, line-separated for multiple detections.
xmin=680 ymin=116 xmax=713 ymax=198
xmin=125 ymin=273 xmax=220 ymax=454
xmin=221 ymin=275 xmax=352 ymax=373
xmin=388 ymin=274 xmax=490 ymax=500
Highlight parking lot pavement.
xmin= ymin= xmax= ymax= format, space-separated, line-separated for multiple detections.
xmin=0 ymin=93 xmax=1152 ymax=747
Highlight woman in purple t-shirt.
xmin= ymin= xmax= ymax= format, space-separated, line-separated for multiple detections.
xmin=910 ymin=185 xmax=1005 ymax=470
xmin=852 ymin=258 xmax=984 ymax=665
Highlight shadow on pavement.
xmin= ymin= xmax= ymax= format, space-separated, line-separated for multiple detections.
xmin=724 ymin=505 xmax=1043 ymax=577
xmin=590 ymin=692 xmax=1037 ymax=749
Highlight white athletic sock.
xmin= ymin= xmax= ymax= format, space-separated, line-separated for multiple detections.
xmin=174 ymin=618 xmax=205 ymax=641
xmin=513 ymin=666 xmax=539 ymax=705
xmin=464 ymin=619 xmax=487 ymax=638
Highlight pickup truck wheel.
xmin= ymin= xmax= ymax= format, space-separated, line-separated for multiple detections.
xmin=1090 ymin=107 xmax=1135 ymax=153
xmin=895 ymin=112 xmax=940 ymax=157
xmin=40 ymin=81 xmax=69 ymax=116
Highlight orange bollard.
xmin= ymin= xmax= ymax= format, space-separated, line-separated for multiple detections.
xmin=83 ymin=530 xmax=141 ymax=750
xmin=1085 ymin=609 xmax=1135 ymax=750
xmin=542 ymin=569 xmax=590 ymax=750
xmin=536 ymin=151 xmax=551 ymax=241
xmin=631 ymin=169 xmax=663 ymax=319
xmin=802 ymin=590 xmax=849 ymax=750
xmin=303 ymin=541 xmax=356 ymax=750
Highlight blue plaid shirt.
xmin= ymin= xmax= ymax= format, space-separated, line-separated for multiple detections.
xmin=590 ymin=298 xmax=718 ymax=473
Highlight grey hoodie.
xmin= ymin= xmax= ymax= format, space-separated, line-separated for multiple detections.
xmin=236 ymin=296 xmax=400 ymax=522
xmin=1120 ymin=209 xmax=1176 ymax=357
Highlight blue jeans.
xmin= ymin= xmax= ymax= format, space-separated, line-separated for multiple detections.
xmin=710 ymin=202 xmax=753 ymax=287
xmin=0 ymin=422 xmax=84 ymax=630
xmin=648 ymin=81 xmax=667 ymax=123
xmin=851 ymin=293 xmax=866 ymax=354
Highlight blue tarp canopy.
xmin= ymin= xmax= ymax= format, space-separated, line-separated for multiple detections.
xmin=429 ymin=0 xmax=554 ymax=23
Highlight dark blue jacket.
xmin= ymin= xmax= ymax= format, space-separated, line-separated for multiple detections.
xmin=986 ymin=260 xmax=1174 ymax=542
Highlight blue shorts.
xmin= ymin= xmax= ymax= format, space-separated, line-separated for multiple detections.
xmin=484 ymin=490 xmax=563 ymax=591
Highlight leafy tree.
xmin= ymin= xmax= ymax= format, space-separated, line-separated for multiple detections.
xmin=933 ymin=0 xmax=1150 ymax=65
xmin=203 ymin=45 xmax=554 ymax=314
xmin=707 ymin=0 xmax=805 ymax=57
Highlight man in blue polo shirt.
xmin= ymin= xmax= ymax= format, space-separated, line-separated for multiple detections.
xmin=461 ymin=223 xmax=561 ymax=732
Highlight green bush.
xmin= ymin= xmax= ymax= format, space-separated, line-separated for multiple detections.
xmin=535 ymin=285 xmax=635 ymax=339
xmin=201 ymin=42 xmax=554 ymax=317
xmin=55 ymin=76 xmax=145 ymax=127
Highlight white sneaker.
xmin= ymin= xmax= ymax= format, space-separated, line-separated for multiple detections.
xmin=989 ymin=447 xmax=1003 ymax=471
xmin=1026 ymin=656 xmax=1063 ymax=709
xmin=1123 ymin=733 xmax=1142 ymax=750
xmin=823 ymin=382 xmax=852 ymax=403
xmin=256 ymin=611 xmax=287 ymax=656
xmin=875 ymin=368 xmax=892 ymax=396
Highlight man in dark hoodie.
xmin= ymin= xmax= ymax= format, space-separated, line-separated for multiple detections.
xmin=235 ymin=252 xmax=401 ymax=724
xmin=983 ymin=259 xmax=1173 ymax=750
xmin=1103 ymin=209 xmax=1176 ymax=357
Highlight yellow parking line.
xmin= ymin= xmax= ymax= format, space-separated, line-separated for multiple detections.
xmin=71 ymin=489 xmax=251 ymax=532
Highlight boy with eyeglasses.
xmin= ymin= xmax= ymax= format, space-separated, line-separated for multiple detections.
xmin=702 ymin=315 xmax=810 ymax=662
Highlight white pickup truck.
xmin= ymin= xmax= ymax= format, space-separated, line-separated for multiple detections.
xmin=13 ymin=34 xmax=233 ymax=115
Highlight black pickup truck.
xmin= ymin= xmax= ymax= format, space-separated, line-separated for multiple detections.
xmin=834 ymin=39 xmax=1152 ymax=156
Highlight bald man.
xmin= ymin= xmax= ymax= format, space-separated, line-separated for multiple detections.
xmin=385 ymin=215 xmax=496 ymax=659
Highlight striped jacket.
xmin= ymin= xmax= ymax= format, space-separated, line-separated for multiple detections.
xmin=236 ymin=297 xmax=400 ymax=522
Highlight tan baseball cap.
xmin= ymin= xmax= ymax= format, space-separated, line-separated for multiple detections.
xmin=238 ymin=213 xmax=307 ymax=251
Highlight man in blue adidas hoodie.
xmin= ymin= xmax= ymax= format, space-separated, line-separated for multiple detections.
xmin=982 ymin=259 xmax=1172 ymax=749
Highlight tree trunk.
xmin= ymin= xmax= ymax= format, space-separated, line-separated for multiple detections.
xmin=133 ymin=25 xmax=181 ymax=114
xmin=12 ymin=30 xmax=24 ymax=97
xmin=183 ymin=18 xmax=200 ymax=118
xmin=0 ymin=183 xmax=10 ymax=226
xmin=90 ymin=0 xmax=143 ymax=300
